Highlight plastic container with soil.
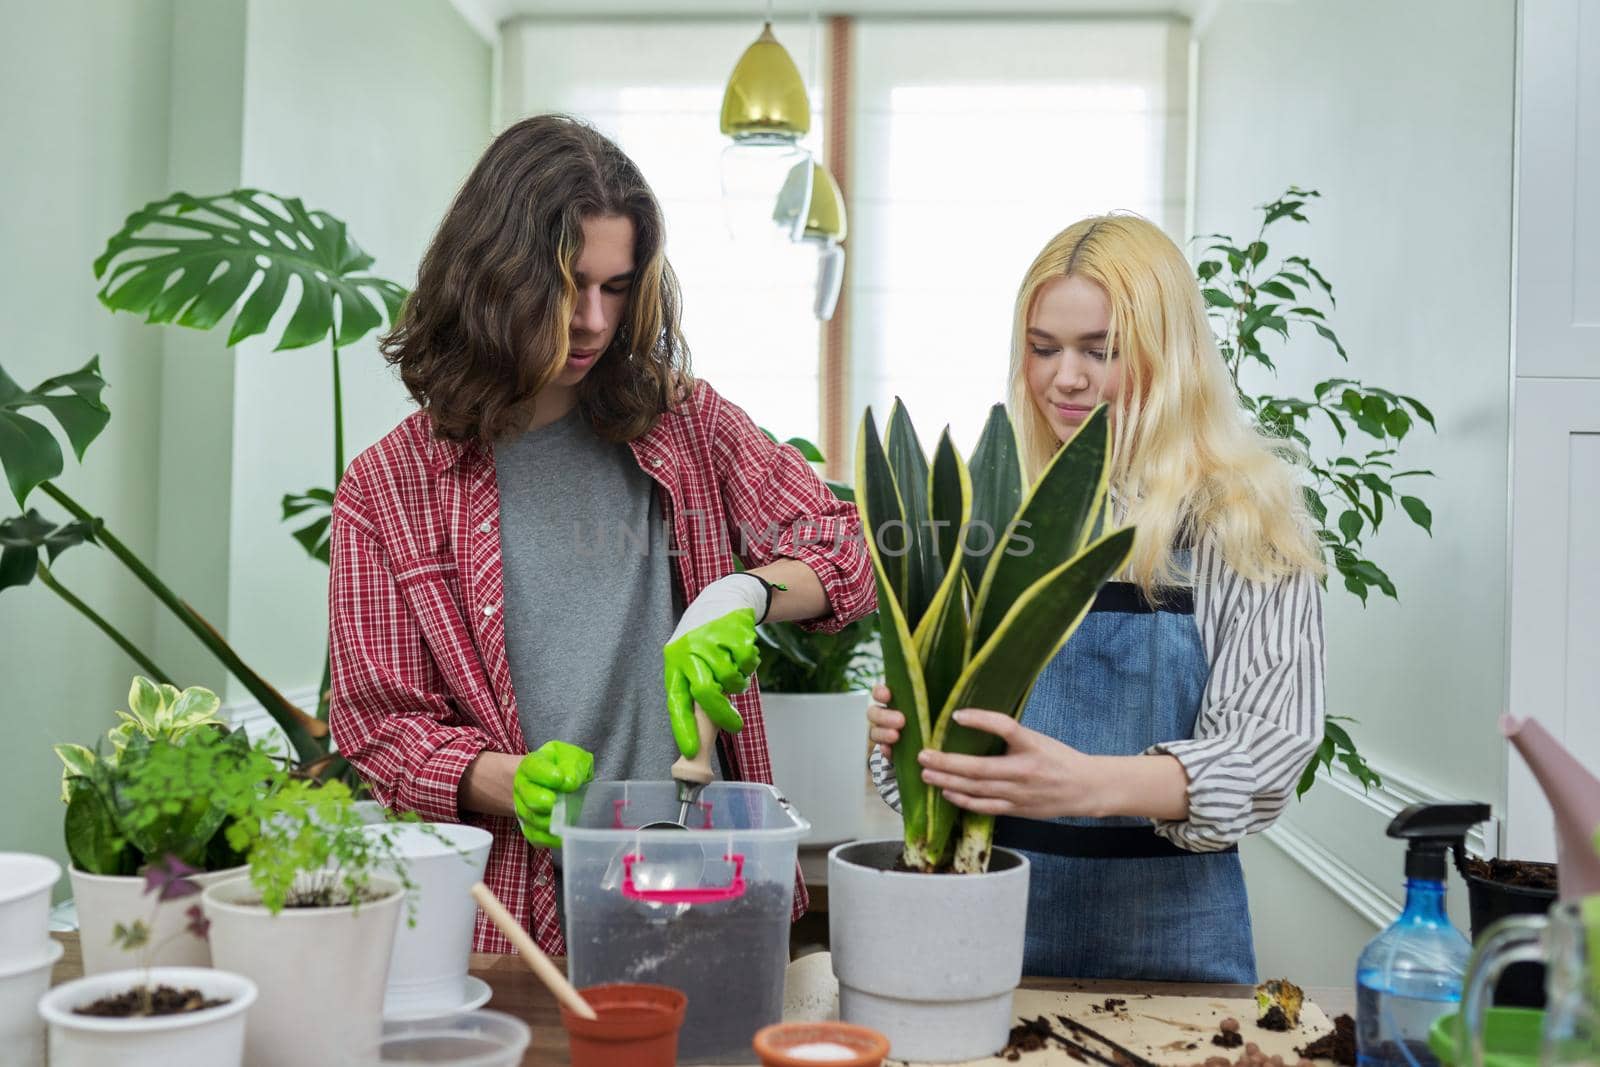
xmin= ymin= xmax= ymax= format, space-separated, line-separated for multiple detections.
xmin=1458 ymin=855 xmax=1558 ymax=1008
xmin=552 ymin=780 xmax=809 ymax=1064
xmin=560 ymin=982 xmax=688 ymax=1067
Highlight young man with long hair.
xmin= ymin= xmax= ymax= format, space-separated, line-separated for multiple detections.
xmin=329 ymin=115 xmax=873 ymax=954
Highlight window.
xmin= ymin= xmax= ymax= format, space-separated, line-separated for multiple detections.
xmin=504 ymin=18 xmax=828 ymax=444
xmin=502 ymin=17 xmax=1188 ymax=458
xmin=848 ymin=19 xmax=1189 ymax=454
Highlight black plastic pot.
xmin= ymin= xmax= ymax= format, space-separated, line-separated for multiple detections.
xmin=1458 ymin=856 xmax=1558 ymax=1008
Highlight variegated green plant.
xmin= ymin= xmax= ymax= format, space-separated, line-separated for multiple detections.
xmin=857 ymin=400 xmax=1135 ymax=874
xmin=54 ymin=676 xmax=224 ymax=803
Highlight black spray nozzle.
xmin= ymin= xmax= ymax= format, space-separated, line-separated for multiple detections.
xmin=1386 ymin=801 xmax=1491 ymax=880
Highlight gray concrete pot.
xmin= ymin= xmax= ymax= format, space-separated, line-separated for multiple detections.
xmin=827 ymin=839 xmax=1030 ymax=1063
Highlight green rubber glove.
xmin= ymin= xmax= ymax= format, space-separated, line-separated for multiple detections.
xmin=513 ymin=739 xmax=595 ymax=848
xmin=663 ymin=607 xmax=761 ymax=758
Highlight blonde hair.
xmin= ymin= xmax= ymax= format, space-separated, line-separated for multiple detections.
xmin=1007 ymin=214 xmax=1324 ymax=594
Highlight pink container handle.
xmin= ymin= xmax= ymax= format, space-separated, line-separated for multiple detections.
xmin=621 ymin=852 xmax=746 ymax=904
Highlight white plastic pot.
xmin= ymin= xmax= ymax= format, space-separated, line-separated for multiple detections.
xmin=828 ymin=839 xmax=1030 ymax=1062
xmin=203 ymin=874 xmax=403 ymax=1067
xmin=761 ymin=690 xmax=870 ymax=845
xmin=0 ymin=938 xmax=62 ymax=1064
xmin=369 ymin=822 xmax=493 ymax=1020
xmin=70 ymin=865 xmax=245 ymax=975
xmin=0 ymin=852 xmax=61 ymax=958
xmin=37 ymin=964 xmax=256 ymax=1067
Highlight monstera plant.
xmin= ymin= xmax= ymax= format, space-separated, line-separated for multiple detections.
xmin=2 ymin=190 xmax=407 ymax=767
xmin=858 ymin=400 xmax=1133 ymax=874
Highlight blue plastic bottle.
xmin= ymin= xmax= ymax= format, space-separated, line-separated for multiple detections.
xmin=1355 ymin=802 xmax=1490 ymax=1067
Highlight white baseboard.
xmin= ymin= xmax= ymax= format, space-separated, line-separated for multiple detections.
xmin=222 ymin=686 xmax=318 ymax=752
xmin=1260 ymin=758 xmax=1502 ymax=930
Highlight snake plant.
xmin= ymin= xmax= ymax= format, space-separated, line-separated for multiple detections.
xmin=856 ymin=400 xmax=1134 ymax=873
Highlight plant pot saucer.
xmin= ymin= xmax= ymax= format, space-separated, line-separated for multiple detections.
xmin=383 ymin=974 xmax=492 ymax=1022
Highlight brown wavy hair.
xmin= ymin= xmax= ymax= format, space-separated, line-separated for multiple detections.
xmin=382 ymin=114 xmax=692 ymax=443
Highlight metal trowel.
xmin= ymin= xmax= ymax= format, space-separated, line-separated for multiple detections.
xmin=641 ymin=702 xmax=719 ymax=831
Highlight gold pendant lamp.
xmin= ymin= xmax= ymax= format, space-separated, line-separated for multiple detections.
xmin=719 ymin=13 xmax=813 ymax=243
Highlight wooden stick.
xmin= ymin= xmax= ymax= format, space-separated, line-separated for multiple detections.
xmin=470 ymin=882 xmax=597 ymax=1021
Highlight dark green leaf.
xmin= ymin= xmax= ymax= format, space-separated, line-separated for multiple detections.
xmin=1302 ymin=487 xmax=1328 ymax=526
xmin=1400 ymin=395 xmax=1437 ymax=429
xmin=95 ymin=190 xmax=407 ymax=352
xmin=886 ymin=400 xmax=942 ymax=629
xmin=965 ymin=405 xmax=1023 ymax=595
xmin=1286 ymin=256 xmax=1336 ymax=304
xmin=1258 ymin=281 xmax=1296 ymax=299
xmin=1203 ymin=288 xmax=1234 ymax=308
xmin=1384 ymin=409 xmax=1412 ymax=439
xmin=0 ymin=357 xmax=113 ymax=507
xmin=1338 ymin=510 xmax=1363 ymax=543
xmin=1246 ymin=241 xmax=1268 ymax=265
xmin=857 ymin=408 xmax=909 ymax=620
xmin=1400 ymin=495 xmax=1433 ymax=534
xmin=784 ymin=436 xmax=826 ymax=463
xmin=1197 ymin=261 xmax=1222 ymax=281
xmin=65 ymin=778 xmax=134 ymax=875
xmin=972 ymin=406 xmax=1110 ymax=653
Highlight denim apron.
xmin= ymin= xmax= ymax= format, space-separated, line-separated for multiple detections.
xmin=993 ymin=577 xmax=1256 ymax=982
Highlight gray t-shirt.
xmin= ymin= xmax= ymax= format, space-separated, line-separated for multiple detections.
xmin=494 ymin=407 xmax=682 ymax=782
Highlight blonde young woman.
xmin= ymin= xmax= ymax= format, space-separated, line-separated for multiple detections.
xmin=867 ymin=214 xmax=1327 ymax=981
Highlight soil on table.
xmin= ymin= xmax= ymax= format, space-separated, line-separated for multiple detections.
xmin=74 ymin=985 xmax=228 ymax=1018
xmin=1297 ymin=1014 xmax=1356 ymax=1066
xmin=1257 ymin=1007 xmax=1291 ymax=1032
xmin=568 ymin=880 xmax=791 ymax=1064
xmin=1461 ymin=857 xmax=1557 ymax=891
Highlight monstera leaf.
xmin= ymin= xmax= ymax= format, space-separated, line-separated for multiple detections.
xmin=94 ymin=190 xmax=407 ymax=351
xmin=0 ymin=357 xmax=110 ymax=507
xmin=282 ymin=487 xmax=334 ymax=564
xmin=0 ymin=509 xmax=99 ymax=592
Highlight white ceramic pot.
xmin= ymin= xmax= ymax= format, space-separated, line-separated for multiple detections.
xmin=37 ymin=964 xmax=256 ymax=1067
xmin=70 ymin=865 xmax=246 ymax=975
xmin=203 ymin=874 xmax=403 ymax=1067
xmin=828 ymin=839 xmax=1030 ymax=1063
xmin=0 ymin=938 xmax=62 ymax=1064
xmin=0 ymin=852 xmax=61 ymax=958
xmin=760 ymin=690 xmax=870 ymax=845
xmin=368 ymin=822 xmax=493 ymax=1020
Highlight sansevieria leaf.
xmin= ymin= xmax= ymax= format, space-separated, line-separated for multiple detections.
xmin=970 ymin=405 xmax=1112 ymax=653
xmin=926 ymin=526 xmax=1136 ymax=858
xmin=965 ymin=404 xmax=1022 ymax=594
xmin=856 ymin=411 xmax=933 ymax=862
xmin=915 ymin=436 xmax=971 ymax=725
xmin=94 ymin=190 xmax=408 ymax=351
xmin=886 ymin=400 xmax=942 ymax=630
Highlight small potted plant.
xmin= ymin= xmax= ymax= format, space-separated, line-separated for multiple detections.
xmin=755 ymin=432 xmax=883 ymax=846
xmin=54 ymin=677 xmax=251 ymax=975
xmin=143 ymin=732 xmax=424 ymax=1067
xmin=37 ymin=852 xmax=257 ymax=1066
xmin=828 ymin=402 xmax=1133 ymax=1063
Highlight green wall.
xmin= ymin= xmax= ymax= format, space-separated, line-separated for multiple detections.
xmin=0 ymin=0 xmax=491 ymax=885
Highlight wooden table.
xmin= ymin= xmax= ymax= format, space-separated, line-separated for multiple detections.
xmin=50 ymin=933 xmax=1352 ymax=1066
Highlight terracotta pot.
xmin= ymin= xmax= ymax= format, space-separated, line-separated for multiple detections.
xmin=560 ymin=983 xmax=687 ymax=1067
xmin=754 ymin=1021 xmax=891 ymax=1066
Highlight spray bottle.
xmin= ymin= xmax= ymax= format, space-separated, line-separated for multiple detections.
xmin=1355 ymin=801 xmax=1491 ymax=1067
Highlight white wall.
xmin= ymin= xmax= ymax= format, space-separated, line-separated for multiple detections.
xmin=222 ymin=0 xmax=492 ymax=705
xmin=0 ymin=0 xmax=175 ymax=873
xmin=1193 ymin=0 xmax=1517 ymax=984
xmin=0 ymin=0 xmax=490 ymax=876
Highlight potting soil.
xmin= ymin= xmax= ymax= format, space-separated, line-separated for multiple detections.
xmin=568 ymin=880 xmax=791 ymax=1064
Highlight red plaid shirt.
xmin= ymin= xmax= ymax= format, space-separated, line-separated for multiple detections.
xmin=328 ymin=380 xmax=873 ymax=954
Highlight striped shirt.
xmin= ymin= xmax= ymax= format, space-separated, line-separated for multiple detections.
xmin=868 ymin=536 xmax=1326 ymax=852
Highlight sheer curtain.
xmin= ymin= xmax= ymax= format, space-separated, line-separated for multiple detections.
xmin=503 ymin=18 xmax=828 ymax=445
xmin=500 ymin=16 xmax=1188 ymax=458
xmin=847 ymin=18 xmax=1189 ymax=454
